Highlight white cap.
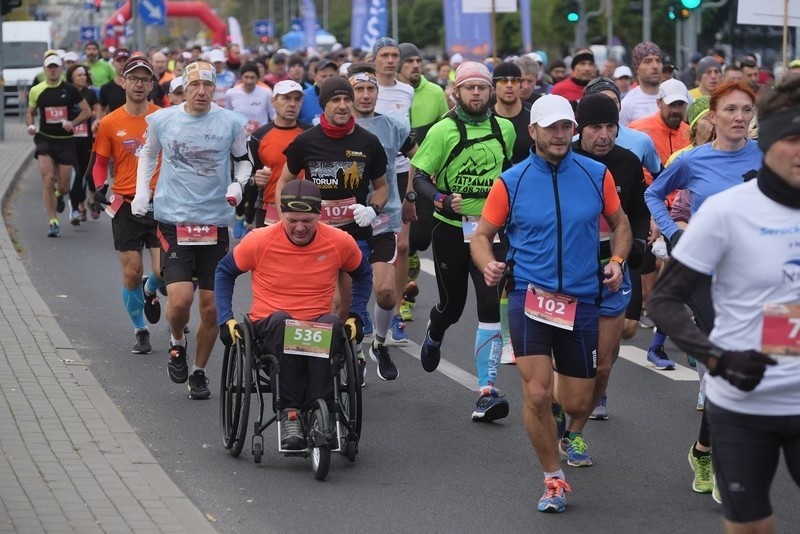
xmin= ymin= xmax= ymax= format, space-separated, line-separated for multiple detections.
xmin=613 ymin=65 xmax=633 ymax=79
xmin=450 ymin=53 xmax=463 ymax=66
xmin=208 ymin=49 xmax=226 ymax=63
xmin=169 ymin=76 xmax=183 ymax=93
xmin=44 ymin=55 xmax=62 ymax=67
xmin=273 ymin=79 xmax=304 ymax=96
xmin=338 ymin=62 xmax=352 ymax=75
xmin=658 ymin=78 xmax=690 ymax=105
xmin=56 ymin=49 xmax=66 ymax=58
xmin=63 ymin=51 xmax=79 ymax=63
xmin=529 ymin=94 xmax=577 ymax=127
xmin=525 ymin=52 xmax=543 ymax=64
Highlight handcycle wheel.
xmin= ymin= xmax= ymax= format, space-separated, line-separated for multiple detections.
xmin=230 ymin=321 xmax=254 ymax=458
xmin=339 ymin=339 xmax=362 ymax=444
xmin=309 ymin=399 xmax=331 ymax=481
xmin=253 ymin=441 xmax=263 ymax=463
xmin=219 ymin=340 xmax=242 ymax=450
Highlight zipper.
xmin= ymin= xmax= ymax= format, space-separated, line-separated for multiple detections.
xmin=550 ymin=164 xmax=563 ymax=293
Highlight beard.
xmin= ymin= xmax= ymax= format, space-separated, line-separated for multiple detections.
xmin=457 ymin=96 xmax=489 ymax=117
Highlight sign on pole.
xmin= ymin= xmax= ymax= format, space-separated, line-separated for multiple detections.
xmin=462 ymin=0 xmax=517 ymax=13
xmin=138 ymin=0 xmax=166 ymax=26
xmin=737 ymin=0 xmax=799 ymax=26
xmin=254 ymin=19 xmax=274 ymax=38
xmin=80 ymin=25 xmax=99 ymax=42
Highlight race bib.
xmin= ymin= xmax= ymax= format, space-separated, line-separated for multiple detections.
xmin=462 ymin=216 xmax=499 ymax=244
xmin=44 ymin=106 xmax=68 ymax=124
xmin=73 ymin=122 xmax=89 ymax=138
xmin=264 ymin=203 xmax=280 ymax=226
xmin=176 ymin=224 xmax=218 ymax=245
xmin=104 ymin=193 xmax=125 ymax=218
xmin=524 ymin=285 xmax=578 ymax=331
xmin=320 ymin=197 xmax=356 ymax=227
xmin=761 ymin=302 xmax=800 ymax=357
xmin=371 ymin=213 xmax=390 ymax=233
xmin=244 ymin=120 xmax=260 ymax=134
xmin=283 ymin=319 xmax=333 ymax=358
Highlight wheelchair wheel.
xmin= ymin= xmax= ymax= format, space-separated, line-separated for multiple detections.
xmin=340 ymin=339 xmax=363 ymax=443
xmin=219 ymin=341 xmax=242 ymax=450
xmin=230 ymin=321 xmax=254 ymax=458
xmin=309 ymin=399 xmax=331 ymax=481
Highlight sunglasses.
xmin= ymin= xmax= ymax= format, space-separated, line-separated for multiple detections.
xmin=495 ymin=77 xmax=521 ymax=86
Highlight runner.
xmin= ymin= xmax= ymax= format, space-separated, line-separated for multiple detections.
xmin=620 ymin=41 xmax=664 ymax=125
xmin=65 ymin=63 xmax=100 ymax=224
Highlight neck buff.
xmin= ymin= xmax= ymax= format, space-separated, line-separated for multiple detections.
xmin=454 ymin=105 xmax=491 ymax=126
xmin=571 ymin=77 xmax=590 ymax=87
xmin=320 ymin=113 xmax=355 ymax=139
xmin=757 ymin=164 xmax=800 ymax=209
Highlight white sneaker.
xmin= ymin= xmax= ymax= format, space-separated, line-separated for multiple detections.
xmin=500 ymin=338 xmax=516 ymax=364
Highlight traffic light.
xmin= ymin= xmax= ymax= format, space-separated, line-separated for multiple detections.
xmin=667 ymin=1 xmax=690 ymax=20
xmin=567 ymin=1 xmax=580 ymax=23
xmin=681 ymin=0 xmax=701 ymax=8
xmin=2 ymin=0 xmax=23 ymax=16
xmin=667 ymin=4 xmax=677 ymax=20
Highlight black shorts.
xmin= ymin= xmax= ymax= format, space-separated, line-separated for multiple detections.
xmin=112 ymin=201 xmax=160 ymax=252
xmin=366 ymin=232 xmax=397 ymax=264
xmin=508 ymin=289 xmax=599 ymax=378
xmin=157 ymin=222 xmax=229 ymax=290
xmin=396 ymin=171 xmax=408 ymax=201
xmin=706 ymin=401 xmax=800 ymax=523
xmin=34 ymin=134 xmax=77 ymax=167
xmin=625 ymin=267 xmax=644 ymax=321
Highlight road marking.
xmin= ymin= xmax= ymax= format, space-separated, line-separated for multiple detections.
xmin=393 ymin=339 xmax=481 ymax=392
xmin=420 ymin=257 xmax=436 ymax=277
xmin=618 ymin=345 xmax=698 ymax=381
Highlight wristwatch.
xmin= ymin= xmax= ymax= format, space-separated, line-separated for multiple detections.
xmin=404 ymin=191 xmax=417 ymax=203
xmin=369 ymin=203 xmax=382 ymax=216
xmin=609 ymin=255 xmax=626 ymax=268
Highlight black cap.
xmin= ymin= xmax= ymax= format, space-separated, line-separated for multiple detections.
xmin=240 ymin=61 xmax=260 ymax=77
xmin=288 ymin=55 xmax=305 ymax=68
xmin=315 ymin=59 xmax=337 ymax=72
xmin=584 ymin=76 xmax=620 ymax=99
xmin=492 ymin=61 xmax=522 ymax=83
xmin=280 ymin=180 xmax=322 ymax=214
xmin=576 ymin=93 xmax=619 ymax=132
xmin=318 ymin=75 xmax=354 ymax=107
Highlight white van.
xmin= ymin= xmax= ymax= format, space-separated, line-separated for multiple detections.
xmin=2 ymin=21 xmax=53 ymax=113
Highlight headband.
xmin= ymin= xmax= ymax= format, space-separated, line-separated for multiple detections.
xmin=689 ymin=109 xmax=710 ymax=130
xmin=757 ymin=107 xmax=800 ymax=153
xmin=348 ymin=73 xmax=378 ymax=87
xmin=183 ymin=61 xmax=216 ymax=90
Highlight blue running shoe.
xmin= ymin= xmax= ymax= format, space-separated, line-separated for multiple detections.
xmin=363 ymin=310 xmax=373 ymax=337
xmin=47 ymin=219 xmax=60 ymax=238
xmin=553 ymin=403 xmax=566 ymax=439
xmin=560 ymin=432 xmax=593 ymax=467
xmin=232 ymin=216 xmax=247 ymax=239
xmin=647 ymin=345 xmax=676 ymax=370
xmin=387 ymin=314 xmax=408 ymax=345
xmin=420 ymin=321 xmax=441 ymax=372
xmin=471 ymin=389 xmax=509 ymax=422
xmin=537 ymin=477 xmax=571 ymax=513
xmin=589 ymin=395 xmax=608 ymax=420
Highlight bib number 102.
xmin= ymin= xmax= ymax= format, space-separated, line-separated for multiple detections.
xmin=536 ymin=296 xmax=566 ymax=315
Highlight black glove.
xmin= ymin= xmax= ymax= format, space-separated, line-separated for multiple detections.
xmin=666 ymin=229 xmax=684 ymax=255
xmin=441 ymin=194 xmax=458 ymax=217
xmin=94 ymin=185 xmax=109 ymax=207
xmin=710 ymin=349 xmax=777 ymax=392
xmin=627 ymin=239 xmax=646 ymax=270
xmin=344 ymin=313 xmax=364 ymax=344
xmin=219 ymin=319 xmax=240 ymax=347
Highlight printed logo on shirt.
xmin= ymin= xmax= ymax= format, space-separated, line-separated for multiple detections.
xmin=307 ymin=161 xmax=365 ymax=191
xmin=204 ymin=129 xmax=224 ymax=141
xmin=122 ymin=139 xmax=139 ymax=155
xmin=345 ymin=150 xmax=366 ymax=158
xmin=116 ymin=129 xmax=128 ymax=137
xmin=782 ymin=258 xmax=800 ymax=286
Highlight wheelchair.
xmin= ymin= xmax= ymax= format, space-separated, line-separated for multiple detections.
xmin=219 ymin=315 xmax=362 ymax=481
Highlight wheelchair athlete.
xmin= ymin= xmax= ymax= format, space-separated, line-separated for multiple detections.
xmin=215 ymin=179 xmax=372 ymax=450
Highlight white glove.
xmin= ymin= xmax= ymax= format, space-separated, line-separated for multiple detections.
xmin=349 ymin=204 xmax=377 ymax=227
xmin=226 ymin=182 xmax=243 ymax=207
xmin=651 ymin=239 xmax=669 ymax=261
xmin=131 ymin=194 xmax=150 ymax=217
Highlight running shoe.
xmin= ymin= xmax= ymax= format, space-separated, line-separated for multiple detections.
xmin=79 ymin=207 xmax=87 ymax=222
xmin=647 ymin=346 xmax=676 ymax=370
xmin=553 ymin=403 xmax=566 ymax=439
xmin=187 ymin=369 xmax=211 ymax=400
xmin=688 ymin=445 xmax=713 ymax=493
xmin=408 ymin=252 xmax=420 ymax=281
xmin=55 ymin=191 xmax=65 ymax=214
xmin=387 ymin=314 xmax=408 ymax=345
xmin=500 ymin=338 xmax=516 ymax=364
xmin=91 ymin=204 xmax=101 ymax=219
xmin=369 ymin=341 xmax=398 ymax=381
xmin=70 ymin=210 xmax=81 ymax=226
xmin=167 ymin=343 xmax=188 ymax=384
xmin=696 ymin=390 xmax=705 ymax=411
xmin=712 ymin=475 xmax=722 ymax=504
xmin=404 ymin=280 xmax=419 ymax=301
xmin=589 ymin=394 xmax=608 ymax=420
xmin=685 ymin=352 xmax=697 ymax=368
xmin=363 ymin=310 xmax=373 ymax=336
xmin=639 ymin=311 xmax=655 ymax=329
xmin=560 ymin=432 xmax=593 ymax=467
xmin=537 ymin=477 xmax=571 ymax=513
xmin=47 ymin=219 xmax=60 ymax=238
xmin=420 ymin=321 xmax=441 ymax=372
xmin=131 ymin=329 xmax=152 ymax=354
xmin=232 ymin=216 xmax=247 ymax=239
xmin=141 ymin=276 xmax=161 ymax=324
xmin=399 ymin=300 xmax=415 ymax=322
xmin=280 ymin=409 xmax=305 ymax=450
xmin=471 ymin=389 xmax=509 ymax=422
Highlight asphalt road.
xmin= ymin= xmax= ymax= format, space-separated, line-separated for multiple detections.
xmin=7 ymin=160 xmax=800 ymax=533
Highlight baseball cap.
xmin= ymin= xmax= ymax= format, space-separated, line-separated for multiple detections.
xmin=169 ymin=77 xmax=184 ymax=94
xmin=789 ymin=58 xmax=800 ymax=68
xmin=530 ymin=94 xmax=577 ymax=127
xmin=315 ymin=59 xmax=337 ymax=72
xmin=123 ymin=57 xmax=154 ymax=77
xmin=658 ymin=78 xmax=690 ymax=105
xmin=63 ymin=51 xmax=79 ymax=63
xmin=280 ymin=180 xmax=322 ymax=214
xmin=44 ymin=55 xmax=63 ymax=67
xmin=273 ymin=79 xmax=304 ymax=96
xmin=613 ymin=65 xmax=633 ymax=79
xmin=113 ymin=48 xmax=131 ymax=61
xmin=208 ymin=49 xmax=226 ymax=63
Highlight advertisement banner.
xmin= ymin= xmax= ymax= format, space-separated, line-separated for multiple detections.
xmin=443 ymin=0 xmax=491 ymax=60
xmin=350 ymin=0 xmax=389 ymax=52
xmin=302 ymin=0 xmax=317 ymax=49
xmin=520 ymin=0 xmax=532 ymax=53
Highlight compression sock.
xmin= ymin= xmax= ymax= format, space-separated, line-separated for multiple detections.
xmin=544 ymin=469 xmax=566 ymax=481
xmin=191 ymin=365 xmax=205 ymax=374
xmin=500 ymin=297 xmax=510 ymax=343
xmin=144 ymin=273 xmax=164 ymax=296
xmin=373 ymin=302 xmax=394 ymax=343
xmin=650 ymin=329 xmax=667 ymax=350
xmin=121 ymin=285 xmax=146 ymax=330
xmin=475 ymin=322 xmax=502 ymax=389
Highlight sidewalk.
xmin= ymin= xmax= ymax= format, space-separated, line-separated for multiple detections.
xmin=0 ymin=122 xmax=216 ymax=533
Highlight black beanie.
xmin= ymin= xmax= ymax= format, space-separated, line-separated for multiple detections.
xmin=492 ymin=61 xmax=522 ymax=83
xmin=318 ymin=76 xmax=354 ymax=108
xmin=576 ymin=93 xmax=619 ymax=132
xmin=399 ymin=43 xmax=421 ymax=66
xmin=240 ymin=62 xmax=260 ymax=78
